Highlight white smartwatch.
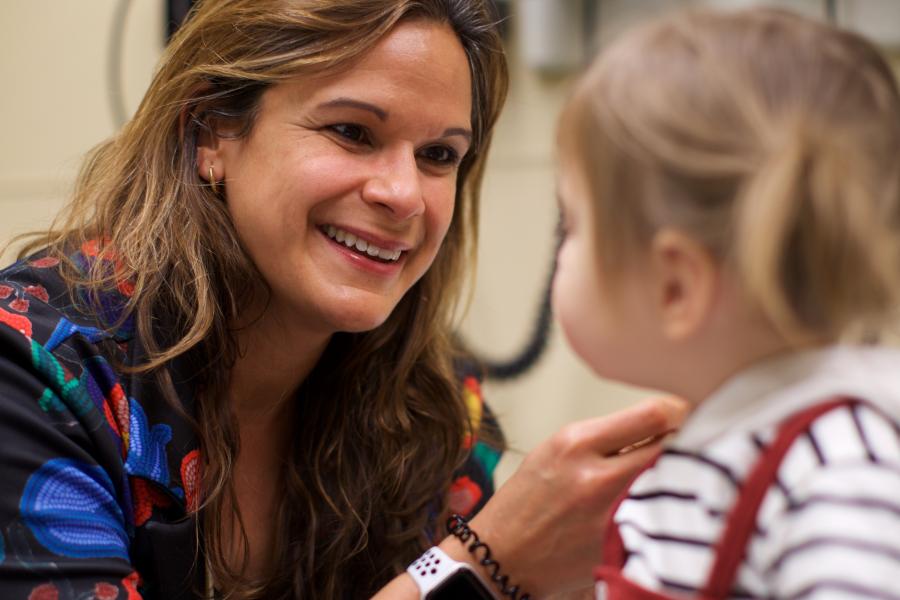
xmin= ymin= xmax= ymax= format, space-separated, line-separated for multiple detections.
xmin=407 ymin=546 xmax=495 ymax=599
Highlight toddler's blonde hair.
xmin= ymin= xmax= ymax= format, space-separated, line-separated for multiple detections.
xmin=560 ymin=7 xmax=900 ymax=342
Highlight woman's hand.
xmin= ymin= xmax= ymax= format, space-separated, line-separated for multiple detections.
xmin=372 ymin=396 xmax=688 ymax=599
xmin=464 ymin=396 xmax=687 ymax=598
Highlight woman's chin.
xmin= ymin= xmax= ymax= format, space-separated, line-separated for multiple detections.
xmin=326 ymin=306 xmax=394 ymax=335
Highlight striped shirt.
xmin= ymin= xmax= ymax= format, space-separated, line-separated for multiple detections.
xmin=614 ymin=346 xmax=900 ymax=599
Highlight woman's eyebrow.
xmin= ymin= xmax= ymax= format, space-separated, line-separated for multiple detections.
xmin=317 ymin=97 xmax=388 ymax=121
xmin=443 ymin=127 xmax=472 ymax=143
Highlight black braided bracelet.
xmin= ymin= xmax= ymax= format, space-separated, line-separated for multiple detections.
xmin=445 ymin=514 xmax=532 ymax=600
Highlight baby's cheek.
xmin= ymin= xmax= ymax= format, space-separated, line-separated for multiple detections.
xmin=552 ymin=271 xmax=587 ymax=359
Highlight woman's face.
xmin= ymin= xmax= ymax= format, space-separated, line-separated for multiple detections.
xmin=202 ymin=20 xmax=472 ymax=335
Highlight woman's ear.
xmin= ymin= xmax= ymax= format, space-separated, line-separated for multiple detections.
xmin=180 ymin=96 xmax=225 ymax=186
xmin=195 ymin=120 xmax=222 ymax=185
xmin=650 ymin=228 xmax=718 ymax=341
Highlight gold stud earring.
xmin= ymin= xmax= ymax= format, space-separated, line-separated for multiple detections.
xmin=208 ymin=165 xmax=218 ymax=194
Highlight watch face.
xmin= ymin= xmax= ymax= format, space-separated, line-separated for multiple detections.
xmin=428 ymin=569 xmax=494 ymax=599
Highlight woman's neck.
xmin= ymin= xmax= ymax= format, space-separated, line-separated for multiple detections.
xmin=227 ymin=299 xmax=332 ymax=425
xmin=214 ymin=299 xmax=333 ymax=581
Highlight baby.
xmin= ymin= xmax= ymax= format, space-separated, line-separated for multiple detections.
xmin=553 ymin=7 xmax=900 ymax=599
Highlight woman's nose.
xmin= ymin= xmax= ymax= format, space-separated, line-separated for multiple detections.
xmin=361 ymin=145 xmax=424 ymax=221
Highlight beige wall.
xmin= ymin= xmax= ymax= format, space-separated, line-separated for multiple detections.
xmin=2 ymin=0 xmax=900 ymax=484
xmin=1 ymin=0 xmax=164 ymax=251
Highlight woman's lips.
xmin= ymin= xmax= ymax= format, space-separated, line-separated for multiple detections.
xmin=322 ymin=224 xmax=405 ymax=262
xmin=320 ymin=227 xmax=407 ymax=275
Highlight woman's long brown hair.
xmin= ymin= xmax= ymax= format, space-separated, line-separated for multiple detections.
xmin=14 ymin=0 xmax=508 ymax=597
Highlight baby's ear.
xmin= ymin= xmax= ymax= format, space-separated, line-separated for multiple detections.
xmin=649 ymin=228 xmax=717 ymax=342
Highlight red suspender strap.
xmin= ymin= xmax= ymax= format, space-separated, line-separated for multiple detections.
xmin=700 ymin=396 xmax=857 ymax=599
xmin=603 ymin=516 xmax=626 ymax=568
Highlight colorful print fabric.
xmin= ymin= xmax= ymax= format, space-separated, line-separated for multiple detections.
xmin=0 ymin=246 xmax=501 ymax=599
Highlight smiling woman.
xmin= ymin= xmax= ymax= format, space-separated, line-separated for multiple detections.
xmin=0 ymin=1 xmax=506 ymax=598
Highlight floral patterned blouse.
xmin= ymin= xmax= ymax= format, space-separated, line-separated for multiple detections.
xmin=0 ymin=243 xmax=502 ymax=600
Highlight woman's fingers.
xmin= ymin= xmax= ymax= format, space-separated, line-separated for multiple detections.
xmin=551 ymin=395 xmax=688 ymax=458
xmin=602 ymin=438 xmax=666 ymax=487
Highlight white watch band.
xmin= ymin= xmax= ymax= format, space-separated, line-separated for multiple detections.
xmin=407 ymin=546 xmax=478 ymax=598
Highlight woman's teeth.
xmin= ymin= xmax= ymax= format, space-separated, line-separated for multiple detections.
xmin=325 ymin=225 xmax=402 ymax=262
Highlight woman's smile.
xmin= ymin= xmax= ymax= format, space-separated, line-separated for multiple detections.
xmin=319 ymin=224 xmax=410 ymax=275
xmin=324 ymin=225 xmax=408 ymax=263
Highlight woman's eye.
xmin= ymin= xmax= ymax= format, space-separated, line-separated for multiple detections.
xmin=420 ymin=145 xmax=460 ymax=166
xmin=329 ymin=123 xmax=369 ymax=144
